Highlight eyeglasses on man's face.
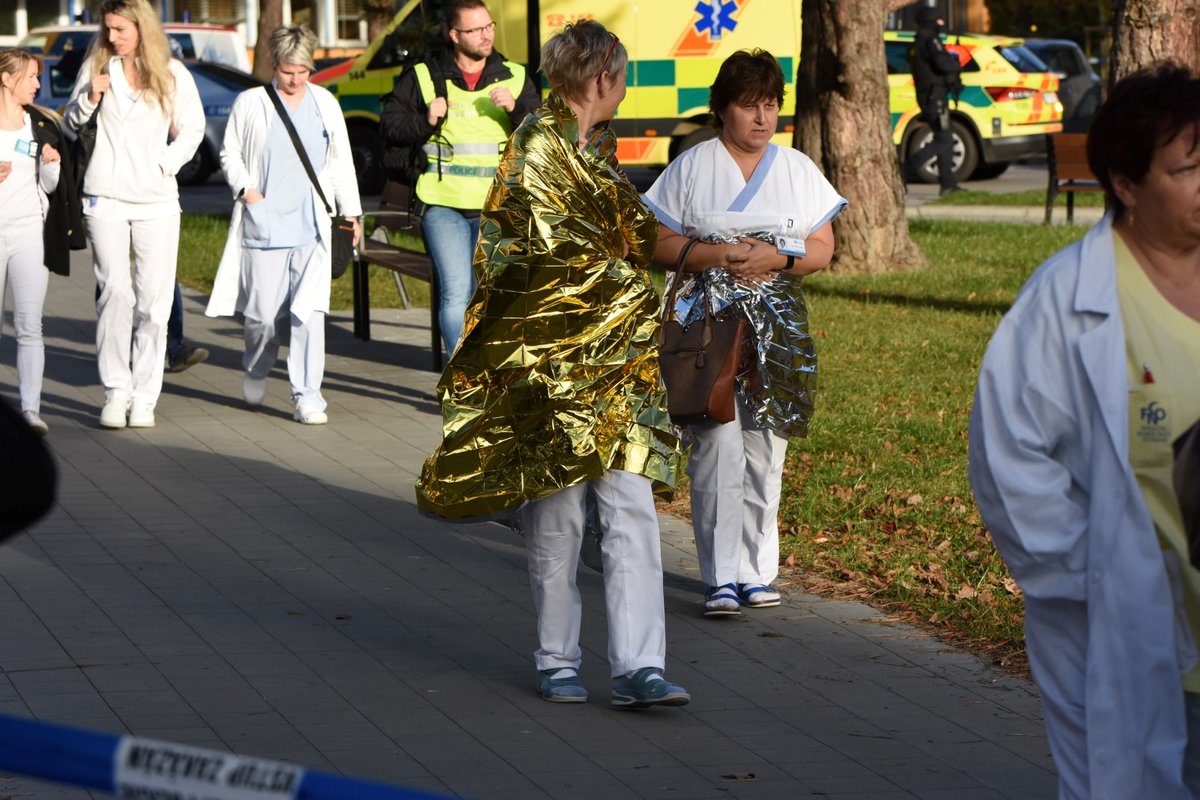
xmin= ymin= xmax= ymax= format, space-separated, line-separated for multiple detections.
xmin=454 ymin=21 xmax=495 ymax=36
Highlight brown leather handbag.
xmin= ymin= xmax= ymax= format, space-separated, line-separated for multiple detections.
xmin=658 ymin=238 xmax=745 ymax=425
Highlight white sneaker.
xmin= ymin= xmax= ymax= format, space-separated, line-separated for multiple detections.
xmin=243 ymin=374 xmax=268 ymax=406
xmin=738 ymin=583 xmax=782 ymax=608
xmin=704 ymin=584 xmax=741 ymax=617
xmin=99 ymin=397 xmax=128 ymax=429
xmin=127 ymin=402 xmax=156 ymax=428
xmin=293 ymin=402 xmax=328 ymax=425
xmin=22 ymin=410 xmax=48 ymax=437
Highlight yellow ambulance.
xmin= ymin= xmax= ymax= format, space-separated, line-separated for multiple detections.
xmin=314 ymin=0 xmax=802 ymax=192
xmin=886 ymin=31 xmax=1062 ymax=183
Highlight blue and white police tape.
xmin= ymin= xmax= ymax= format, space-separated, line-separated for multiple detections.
xmin=0 ymin=713 xmax=456 ymax=800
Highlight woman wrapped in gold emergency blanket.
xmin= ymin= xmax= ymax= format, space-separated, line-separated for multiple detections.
xmin=417 ymin=22 xmax=692 ymax=709
xmin=415 ymin=85 xmax=679 ymax=521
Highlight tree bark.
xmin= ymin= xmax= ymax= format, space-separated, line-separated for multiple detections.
xmin=795 ymin=0 xmax=925 ymax=273
xmin=253 ymin=0 xmax=284 ymax=82
xmin=1109 ymin=0 xmax=1200 ymax=86
xmin=365 ymin=0 xmax=395 ymax=43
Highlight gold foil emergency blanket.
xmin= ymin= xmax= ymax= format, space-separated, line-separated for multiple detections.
xmin=668 ymin=232 xmax=816 ymax=437
xmin=416 ymin=94 xmax=680 ymax=520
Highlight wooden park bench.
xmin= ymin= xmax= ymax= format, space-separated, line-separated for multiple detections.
xmin=351 ymin=180 xmax=443 ymax=372
xmin=1044 ymin=132 xmax=1103 ymax=225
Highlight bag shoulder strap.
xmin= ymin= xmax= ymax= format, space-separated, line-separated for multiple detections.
xmin=662 ymin=238 xmax=701 ymax=322
xmin=264 ymin=84 xmax=333 ymax=217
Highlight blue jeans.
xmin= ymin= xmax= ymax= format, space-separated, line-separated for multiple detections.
xmin=420 ymin=205 xmax=480 ymax=356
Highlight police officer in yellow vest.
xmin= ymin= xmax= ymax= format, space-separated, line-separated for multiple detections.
xmin=381 ymin=0 xmax=540 ymax=356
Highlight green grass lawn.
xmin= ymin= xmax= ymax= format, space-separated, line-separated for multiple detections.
xmin=177 ymin=213 xmax=1087 ymax=669
xmin=177 ymin=214 xmax=428 ymax=311
xmin=784 ymin=219 xmax=1085 ymax=667
xmin=930 ymin=187 xmax=1106 ymax=207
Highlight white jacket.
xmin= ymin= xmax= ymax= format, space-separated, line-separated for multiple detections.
xmin=205 ymin=83 xmax=362 ymax=321
xmin=64 ymin=57 xmax=205 ymax=202
xmin=969 ymin=214 xmax=1193 ymax=798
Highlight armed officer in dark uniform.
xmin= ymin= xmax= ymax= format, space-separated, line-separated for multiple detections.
xmin=905 ymin=6 xmax=964 ymax=196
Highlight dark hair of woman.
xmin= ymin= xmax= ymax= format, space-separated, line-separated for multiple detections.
xmin=708 ymin=49 xmax=785 ymax=131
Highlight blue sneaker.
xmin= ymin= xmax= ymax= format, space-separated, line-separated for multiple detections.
xmin=611 ymin=667 xmax=690 ymax=709
xmin=537 ymin=669 xmax=588 ymax=703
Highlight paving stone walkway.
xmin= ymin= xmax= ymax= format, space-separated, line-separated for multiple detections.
xmin=0 ymin=247 xmax=1057 ymax=799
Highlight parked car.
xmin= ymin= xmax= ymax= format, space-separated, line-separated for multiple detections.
xmin=36 ymin=56 xmax=263 ymax=186
xmin=21 ymin=23 xmax=251 ymax=72
xmin=885 ymin=31 xmax=1063 ymax=183
xmin=1024 ymin=38 xmax=1101 ymax=133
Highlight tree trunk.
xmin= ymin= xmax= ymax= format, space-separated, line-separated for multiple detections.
xmin=253 ymin=0 xmax=284 ymax=82
xmin=365 ymin=0 xmax=395 ymax=43
xmin=1109 ymin=0 xmax=1200 ymax=86
xmin=795 ymin=0 xmax=924 ymax=273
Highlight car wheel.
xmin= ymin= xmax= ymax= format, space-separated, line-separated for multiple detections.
xmin=349 ymin=124 xmax=386 ymax=195
xmin=905 ymin=119 xmax=979 ymax=185
xmin=177 ymin=143 xmax=214 ymax=186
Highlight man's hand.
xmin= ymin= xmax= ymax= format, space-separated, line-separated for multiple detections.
xmin=427 ymin=97 xmax=448 ymax=127
xmin=489 ymin=87 xmax=515 ymax=112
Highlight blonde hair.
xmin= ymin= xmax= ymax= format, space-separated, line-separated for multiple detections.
xmin=87 ymin=0 xmax=175 ymax=113
xmin=0 ymin=47 xmax=42 ymax=95
xmin=268 ymin=25 xmax=317 ymax=71
xmin=540 ymin=20 xmax=627 ymax=104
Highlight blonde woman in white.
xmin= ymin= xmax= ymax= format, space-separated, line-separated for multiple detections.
xmin=0 ymin=48 xmax=84 ymax=436
xmin=206 ymin=26 xmax=361 ymax=425
xmin=64 ymin=0 xmax=204 ymax=429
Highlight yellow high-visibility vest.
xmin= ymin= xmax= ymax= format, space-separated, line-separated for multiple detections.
xmin=414 ymin=61 xmax=526 ymax=209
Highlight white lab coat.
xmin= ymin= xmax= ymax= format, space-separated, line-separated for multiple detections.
xmin=969 ymin=213 xmax=1195 ymax=798
xmin=205 ymin=83 xmax=361 ymax=322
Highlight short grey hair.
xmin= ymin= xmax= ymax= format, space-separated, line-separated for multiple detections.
xmin=268 ymin=25 xmax=317 ymax=71
xmin=541 ymin=20 xmax=626 ymax=104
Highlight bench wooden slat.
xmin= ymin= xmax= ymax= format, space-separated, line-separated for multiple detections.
xmin=1045 ymin=133 xmax=1102 ymax=225
xmin=352 ymin=179 xmax=443 ymax=372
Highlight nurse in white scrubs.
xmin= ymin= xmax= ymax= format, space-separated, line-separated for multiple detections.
xmin=643 ymin=49 xmax=846 ymax=617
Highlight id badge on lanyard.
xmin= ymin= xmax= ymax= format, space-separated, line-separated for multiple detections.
xmin=775 ymin=218 xmax=806 ymax=258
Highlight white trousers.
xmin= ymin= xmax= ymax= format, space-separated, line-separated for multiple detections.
xmin=0 ymin=218 xmax=48 ymax=414
xmin=1026 ymin=597 xmax=1200 ymax=799
xmin=687 ymin=394 xmax=789 ymax=588
xmin=522 ymin=470 xmax=667 ymax=677
xmin=242 ymin=243 xmax=326 ymax=409
xmin=89 ymin=216 xmax=180 ymax=408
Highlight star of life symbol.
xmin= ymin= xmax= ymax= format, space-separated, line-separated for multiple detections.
xmin=694 ymin=0 xmax=739 ymax=40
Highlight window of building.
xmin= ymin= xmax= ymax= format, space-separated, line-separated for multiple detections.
xmin=337 ymin=0 xmax=365 ymax=42
xmin=175 ymin=0 xmax=246 ymax=25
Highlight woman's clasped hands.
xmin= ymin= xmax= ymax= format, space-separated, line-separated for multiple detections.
xmin=721 ymin=236 xmax=782 ymax=284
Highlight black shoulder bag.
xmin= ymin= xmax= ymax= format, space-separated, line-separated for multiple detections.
xmin=71 ymin=93 xmax=102 ymax=204
xmin=265 ymin=85 xmax=356 ymax=280
xmin=381 ymin=60 xmax=448 ymax=227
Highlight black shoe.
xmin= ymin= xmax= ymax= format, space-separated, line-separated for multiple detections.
xmin=166 ymin=345 xmax=209 ymax=373
xmin=938 ymin=184 xmax=965 ymax=198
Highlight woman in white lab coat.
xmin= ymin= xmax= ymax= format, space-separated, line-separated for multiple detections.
xmin=969 ymin=63 xmax=1200 ymax=799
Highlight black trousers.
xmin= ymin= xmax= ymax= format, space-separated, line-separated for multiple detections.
xmin=907 ymin=96 xmax=956 ymax=189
